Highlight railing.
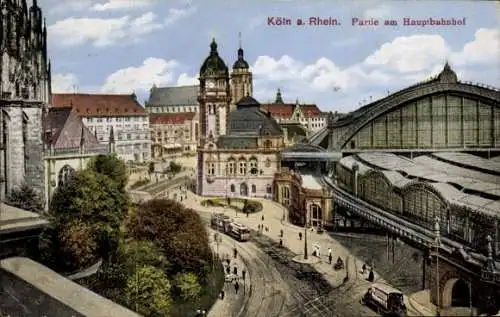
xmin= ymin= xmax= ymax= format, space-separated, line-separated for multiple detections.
xmin=45 ymin=146 xmax=109 ymax=157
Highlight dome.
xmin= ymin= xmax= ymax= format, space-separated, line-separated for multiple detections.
xmin=233 ymin=48 xmax=249 ymax=69
xmin=200 ymin=38 xmax=228 ymax=77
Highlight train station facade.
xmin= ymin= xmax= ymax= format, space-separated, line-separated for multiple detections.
xmin=305 ymin=63 xmax=500 ymax=314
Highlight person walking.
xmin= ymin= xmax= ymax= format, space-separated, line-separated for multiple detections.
xmin=233 ymin=247 xmax=238 ymax=258
xmin=328 ymin=253 xmax=333 ymax=264
xmin=328 ymin=247 xmax=332 ymax=257
xmin=368 ymin=267 xmax=375 ymax=282
xmin=234 ymin=281 xmax=240 ymax=294
xmin=299 ymin=232 xmax=302 ymax=240
xmin=261 ymin=215 xmax=264 ymax=221
xmin=242 ymin=269 xmax=246 ymax=280
xmin=362 ymin=263 xmax=367 ymax=274
xmin=226 ymin=266 xmax=230 ymax=275
xmin=280 ymin=229 xmax=284 ymax=237
xmin=279 ymin=238 xmax=283 ymax=247
xmin=233 ymin=266 xmax=238 ymax=275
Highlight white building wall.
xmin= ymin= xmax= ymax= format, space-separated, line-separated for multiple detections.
xmin=82 ymin=115 xmax=151 ymax=164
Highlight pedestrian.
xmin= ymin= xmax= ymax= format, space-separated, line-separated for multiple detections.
xmin=329 ymin=253 xmax=332 ymax=264
xmin=362 ymin=263 xmax=367 ymax=274
xmin=202 ymin=310 xmax=206 ymax=317
xmin=233 ymin=266 xmax=238 ymax=275
xmin=368 ymin=268 xmax=374 ymax=282
xmin=279 ymin=238 xmax=283 ymax=247
xmin=328 ymin=247 xmax=332 ymax=257
xmin=280 ymin=229 xmax=284 ymax=237
xmin=226 ymin=266 xmax=230 ymax=274
xmin=265 ymin=226 xmax=269 ymax=232
xmin=299 ymin=232 xmax=302 ymax=240
xmin=261 ymin=215 xmax=264 ymax=221
xmin=235 ymin=281 xmax=240 ymax=294
xmin=242 ymin=269 xmax=246 ymax=280
xmin=220 ymin=290 xmax=225 ymax=299
xmin=196 ymin=309 xmax=201 ymax=317
xmin=233 ymin=248 xmax=238 ymax=258
xmin=226 ymin=259 xmax=230 ymax=266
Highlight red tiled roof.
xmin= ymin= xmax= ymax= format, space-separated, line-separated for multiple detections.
xmin=51 ymin=93 xmax=146 ymax=117
xmin=301 ymin=105 xmax=323 ymax=117
xmin=262 ymin=103 xmax=323 ymax=118
xmin=262 ymin=104 xmax=295 ymax=118
xmin=150 ymin=112 xmax=196 ymax=125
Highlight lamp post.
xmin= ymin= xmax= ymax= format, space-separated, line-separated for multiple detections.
xmin=304 ymin=217 xmax=308 ymax=260
xmin=434 ymin=216 xmax=441 ymax=317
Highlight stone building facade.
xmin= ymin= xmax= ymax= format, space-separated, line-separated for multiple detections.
xmin=145 ymin=85 xmax=199 ymax=114
xmin=51 ymin=93 xmax=151 ymax=164
xmin=0 ymin=0 xmax=50 ymax=201
xmin=150 ymin=112 xmax=198 ymax=158
xmin=198 ymin=96 xmax=284 ymax=197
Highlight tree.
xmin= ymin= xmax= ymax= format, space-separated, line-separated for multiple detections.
xmin=6 ymin=182 xmax=43 ymax=213
xmin=175 ymin=272 xmax=202 ymax=301
xmin=119 ymin=240 xmax=171 ymax=275
xmin=126 ymin=199 xmax=213 ymax=278
xmin=50 ymin=170 xmax=129 ymax=260
xmin=125 ymin=265 xmax=173 ymax=317
xmin=87 ymin=154 xmax=128 ymax=191
xmin=59 ymin=219 xmax=98 ymax=270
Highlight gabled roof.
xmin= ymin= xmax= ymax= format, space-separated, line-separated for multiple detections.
xmin=51 ymin=93 xmax=146 ymax=117
xmin=150 ymin=112 xmax=197 ymax=125
xmin=262 ymin=103 xmax=323 ymax=118
xmin=146 ymin=85 xmax=199 ymax=106
xmin=44 ymin=107 xmax=101 ymax=148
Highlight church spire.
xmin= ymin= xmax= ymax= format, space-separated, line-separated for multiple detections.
xmin=210 ymin=38 xmax=218 ymax=55
xmin=275 ymin=88 xmax=284 ymax=104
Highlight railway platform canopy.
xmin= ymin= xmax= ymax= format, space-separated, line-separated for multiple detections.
xmin=337 ymin=152 xmax=500 ymax=218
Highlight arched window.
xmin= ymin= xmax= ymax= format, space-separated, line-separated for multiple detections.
xmin=249 ymin=157 xmax=258 ymax=175
xmin=251 ymin=184 xmax=256 ymax=193
xmin=58 ymin=165 xmax=75 ymax=187
xmin=230 ymin=184 xmax=235 ymax=192
xmin=238 ymin=158 xmax=247 ymax=175
xmin=310 ymin=204 xmax=322 ymax=226
xmin=240 ymin=183 xmax=248 ymax=196
xmin=281 ymin=186 xmax=290 ymax=206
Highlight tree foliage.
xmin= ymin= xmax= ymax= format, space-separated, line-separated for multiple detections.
xmin=49 ymin=169 xmax=128 ymax=262
xmin=174 ymin=272 xmax=202 ymax=301
xmin=125 ymin=265 xmax=173 ymax=317
xmin=118 ymin=240 xmax=171 ymax=275
xmin=59 ymin=219 xmax=98 ymax=270
xmin=6 ymin=182 xmax=44 ymax=213
xmin=87 ymin=154 xmax=128 ymax=191
xmin=126 ymin=199 xmax=213 ymax=278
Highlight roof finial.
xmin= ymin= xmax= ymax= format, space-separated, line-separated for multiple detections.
xmin=238 ymin=31 xmax=242 ymax=49
xmin=275 ymin=88 xmax=283 ymax=104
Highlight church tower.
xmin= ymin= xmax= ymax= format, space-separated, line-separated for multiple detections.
xmin=198 ymin=38 xmax=230 ymax=144
xmin=230 ymin=33 xmax=252 ymax=112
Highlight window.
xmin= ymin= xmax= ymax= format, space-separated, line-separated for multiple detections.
xmin=266 ymin=184 xmax=272 ymax=194
xmin=264 ymin=140 xmax=272 ymax=148
xmin=249 ymin=158 xmax=258 ymax=175
xmin=207 ymin=162 xmax=215 ymax=175
xmin=265 ymin=158 xmax=271 ymax=167
xmin=230 ymin=184 xmax=235 ymax=192
xmin=281 ymin=186 xmax=290 ymax=206
xmin=227 ymin=159 xmax=235 ymax=175
xmin=127 ymin=134 xmax=131 ymax=140
xmin=58 ymin=165 xmax=75 ymax=187
xmin=22 ymin=114 xmax=28 ymax=174
xmin=238 ymin=160 xmax=247 ymax=175
xmin=251 ymin=184 xmax=256 ymax=193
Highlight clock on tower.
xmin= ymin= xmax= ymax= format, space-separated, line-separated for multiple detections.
xmin=207 ymin=80 xmax=215 ymax=88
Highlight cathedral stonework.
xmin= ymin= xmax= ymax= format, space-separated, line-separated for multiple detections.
xmin=0 ymin=0 xmax=50 ymax=202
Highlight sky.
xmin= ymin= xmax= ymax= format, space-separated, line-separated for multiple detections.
xmin=39 ymin=0 xmax=499 ymax=112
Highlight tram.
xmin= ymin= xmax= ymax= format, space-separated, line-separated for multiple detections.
xmin=210 ymin=213 xmax=251 ymax=242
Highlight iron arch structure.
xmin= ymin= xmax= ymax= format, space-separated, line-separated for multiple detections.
xmin=310 ymin=64 xmax=500 ymax=155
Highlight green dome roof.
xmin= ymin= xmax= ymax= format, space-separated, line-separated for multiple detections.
xmin=200 ymin=38 xmax=228 ymax=77
xmin=233 ymin=48 xmax=249 ymax=69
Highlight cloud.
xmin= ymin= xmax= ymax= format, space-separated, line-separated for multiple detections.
xmin=363 ymin=3 xmax=393 ymax=19
xmin=100 ymin=58 xmax=198 ymax=93
xmin=92 ymin=0 xmax=157 ymax=11
xmin=451 ymin=28 xmax=500 ymax=66
xmin=51 ymin=73 xmax=79 ymax=93
xmin=165 ymin=5 xmax=197 ymax=26
xmin=49 ymin=12 xmax=164 ymax=47
xmin=363 ymin=34 xmax=450 ymax=73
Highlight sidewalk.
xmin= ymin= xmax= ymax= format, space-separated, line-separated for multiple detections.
xmin=184 ymin=193 xmax=431 ymax=316
xmin=207 ymin=234 xmax=249 ymax=317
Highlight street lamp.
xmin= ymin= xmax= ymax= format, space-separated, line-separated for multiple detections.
xmin=304 ymin=216 xmax=308 ymax=260
xmin=434 ymin=216 xmax=441 ymax=317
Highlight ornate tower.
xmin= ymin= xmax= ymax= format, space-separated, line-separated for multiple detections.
xmin=230 ymin=33 xmax=252 ymax=112
xmin=198 ymin=38 xmax=230 ymax=144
